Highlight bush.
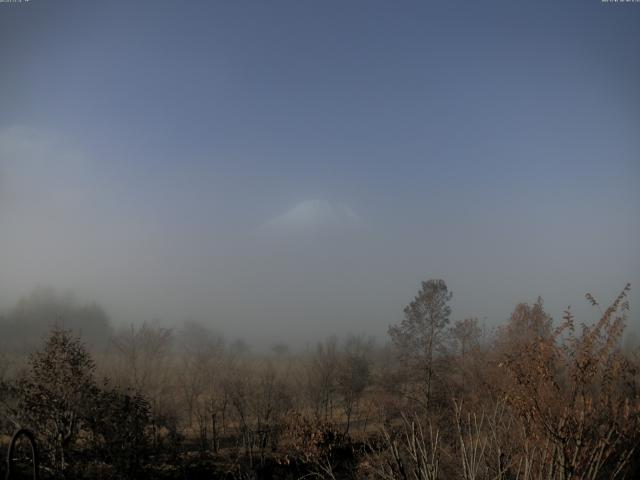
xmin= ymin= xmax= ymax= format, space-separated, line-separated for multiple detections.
xmin=81 ymin=385 xmax=151 ymax=478
xmin=15 ymin=328 xmax=98 ymax=475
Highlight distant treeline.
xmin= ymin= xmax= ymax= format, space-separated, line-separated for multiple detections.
xmin=0 ymin=287 xmax=112 ymax=350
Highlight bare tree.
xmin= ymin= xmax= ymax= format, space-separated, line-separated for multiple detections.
xmin=450 ymin=318 xmax=482 ymax=393
xmin=251 ymin=362 xmax=292 ymax=464
xmin=307 ymin=336 xmax=339 ymax=422
xmin=109 ymin=322 xmax=176 ymax=447
xmin=337 ymin=335 xmax=373 ymax=434
xmin=176 ymin=321 xmax=228 ymax=452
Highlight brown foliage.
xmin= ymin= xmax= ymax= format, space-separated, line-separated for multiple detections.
xmin=499 ymin=284 xmax=638 ymax=479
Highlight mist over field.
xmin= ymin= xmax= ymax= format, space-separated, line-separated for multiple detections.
xmin=1 ymin=0 xmax=639 ymax=349
xmin=0 ymin=2 xmax=639 ymax=478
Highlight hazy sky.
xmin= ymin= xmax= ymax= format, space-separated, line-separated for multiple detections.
xmin=1 ymin=0 xmax=639 ymax=345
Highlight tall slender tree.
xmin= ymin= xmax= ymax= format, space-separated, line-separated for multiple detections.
xmin=388 ymin=279 xmax=452 ymax=410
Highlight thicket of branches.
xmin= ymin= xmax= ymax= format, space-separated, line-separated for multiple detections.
xmin=0 ymin=280 xmax=638 ymax=479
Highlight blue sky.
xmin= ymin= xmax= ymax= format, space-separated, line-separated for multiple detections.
xmin=1 ymin=0 xmax=639 ymax=344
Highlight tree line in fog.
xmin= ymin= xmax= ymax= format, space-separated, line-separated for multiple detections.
xmin=0 ymin=280 xmax=638 ymax=479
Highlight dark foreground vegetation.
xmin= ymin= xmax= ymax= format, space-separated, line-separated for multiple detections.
xmin=0 ymin=280 xmax=638 ymax=479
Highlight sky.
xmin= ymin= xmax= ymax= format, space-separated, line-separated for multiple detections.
xmin=1 ymin=0 xmax=639 ymax=346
